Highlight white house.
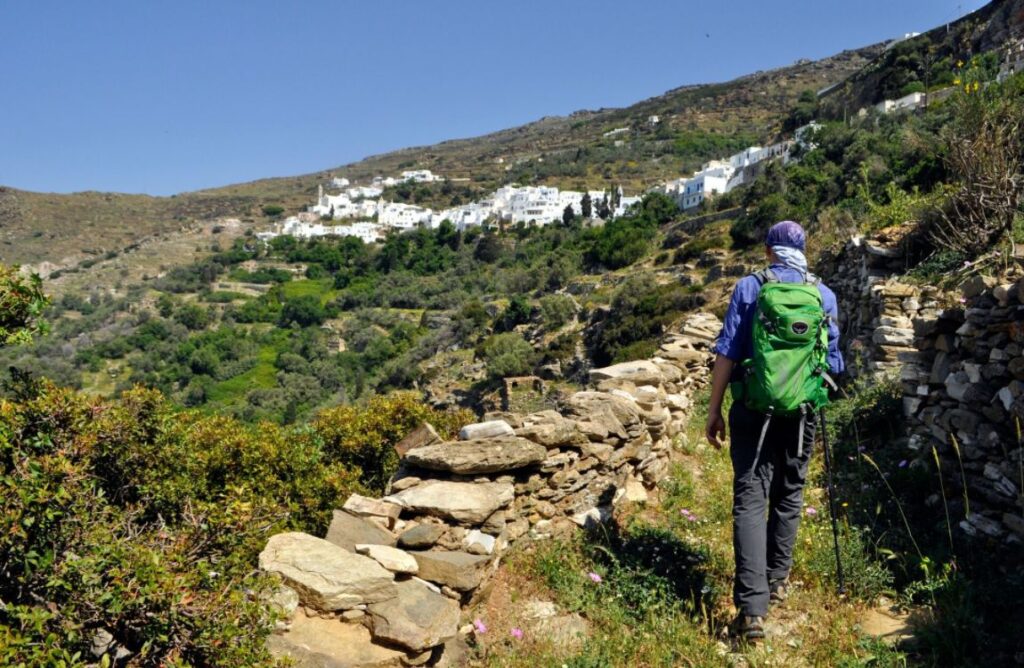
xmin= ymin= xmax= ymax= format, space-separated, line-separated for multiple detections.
xmin=794 ymin=122 xmax=823 ymax=151
xmin=347 ymin=185 xmax=384 ymax=200
xmin=378 ymin=202 xmax=433 ymax=230
xmin=874 ymin=92 xmax=925 ymax=114
xmin=676 ymin=161 xmax=734 ymax=211
xmin=333 ymin=222 xmax=384 ymax=244
xmin=400 ymin=169 xmax=441 ymax=183
xmin=998 ymin=40 xmax=1024 ymax=82
xmin=331 ymin=177 xmax=350 ymax=188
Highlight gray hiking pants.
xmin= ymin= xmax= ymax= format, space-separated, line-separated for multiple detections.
xmin=728 ymin=400 xmax=816 ymax=617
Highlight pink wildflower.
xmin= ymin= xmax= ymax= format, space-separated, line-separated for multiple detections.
xmin=805 ymin=507 xmax=818 ymax=517
xmin=510 ymin=628 xmax=524 ymax=639
xmin=587 ymin=571 xmax=602 ymax=583
xmin=473 ymin=618 xmax=488 ymax=634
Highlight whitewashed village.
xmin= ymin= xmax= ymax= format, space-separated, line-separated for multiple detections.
xmin=255 ymin=27 xmax=1024 ymax=248
xmin=256 ymin=122 xmax=830 ymax=245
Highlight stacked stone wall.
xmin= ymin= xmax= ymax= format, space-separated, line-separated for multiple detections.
xmin=258 ymin=312 xmax=721 ymax=666
xmin=823 ymin=234 xmax=1024 ymax=547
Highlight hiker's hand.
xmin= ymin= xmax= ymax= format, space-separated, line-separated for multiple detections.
xmin=705 ymin=410 xmax=726 ymax=449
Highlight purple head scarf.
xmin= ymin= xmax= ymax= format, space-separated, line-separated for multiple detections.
xmin=765 ymin=221 xmax=806 ymax=250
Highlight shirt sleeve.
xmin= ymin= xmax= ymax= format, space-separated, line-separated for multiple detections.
xmin=821 ymin=286 xmax=845 ymax=375
xmin=712 ymin=277 xmax=756 ymax=362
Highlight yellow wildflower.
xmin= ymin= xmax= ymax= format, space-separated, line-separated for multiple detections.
xmin=957 ymin=60 xmax=964 ymax=68
xmin=953 ymin=78 xmax=961 ymax=85
xmin=973 ymin=81 xmax=980 ymax=91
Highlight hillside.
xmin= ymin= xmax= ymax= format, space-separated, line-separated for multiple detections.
xmin=1 ymin=45 xmax=879 ymax=272
xmin=5 ymin=2 xmax=1024 ymax=665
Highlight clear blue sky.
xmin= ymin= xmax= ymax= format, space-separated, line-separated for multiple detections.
xmin=0 ymin=0 xmax=986 ymax=196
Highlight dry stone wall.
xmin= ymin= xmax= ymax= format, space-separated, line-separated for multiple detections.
xmin=257 ymin=312 xmax=721 ymax=667
xmin=821 ymin=234 xmax=1024 ymax=547
xmin=901 ymin=274 xmax=1024 ymax=546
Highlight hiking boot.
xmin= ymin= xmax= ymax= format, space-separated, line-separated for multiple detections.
xmin=729 ymin=614 xmax=765 ymax=643
xmin=769 ymin=578 xmax=789 ymax=607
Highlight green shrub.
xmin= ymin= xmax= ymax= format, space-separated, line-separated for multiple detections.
xmin=312 ymin=391 xmax=469 ymax=492
xmin=480 ymin=332 xmax=537 ymax=379
xmin=0 ymin=265 xmax=49 ymax=345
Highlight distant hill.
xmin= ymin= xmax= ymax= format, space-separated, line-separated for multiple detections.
xmin=4 ymin=0 xmax=1023 ymax=271
xmin=0 ymin=46 xmax=880 ymax=269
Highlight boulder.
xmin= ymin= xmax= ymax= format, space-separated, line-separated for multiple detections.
xmin=395 ymin=422 xmax=441 ymax=457
xmin=324 ymin=510 xmax=397 ymax=552
xmin=458 ymin=420 xmax=514 ymax=440
xmin=589 ymin=360 xmax=664 ymax=386
xmin=259 ymin=533 xmax=396 ymax=611
xmin=565 ymin=392 xmax=643 ymax=434
xmin=404 ymin=437 xmax=546 ymax=474
xmin=355 ymin=544 xmax=419 ymax=575
xmin=409 ymin=550 xmax=492 ymax=591
xmin=268 ymin=610 xmax=406 ymax=668
xmin=385 ymin=480 xmax=514 ymax=525
xmin=398 ymin=523 xmax=446 ymax=550
xmin=367 ymin=580 xmax=460 ymax=653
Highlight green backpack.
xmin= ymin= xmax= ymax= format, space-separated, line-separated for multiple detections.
xmin=733 ymin=268 xmax=835 ymax=456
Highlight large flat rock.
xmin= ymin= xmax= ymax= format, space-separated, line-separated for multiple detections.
xmin=384 ymin=480 xmax=513 ymax=525
xmin=589 ymin=360 xmax=665 ymax=386
xmin=268 ymin=610 xmax=406 ymax=667
xmin=259 ymin=532 xmax=396 ymax=611
xmin=404 ymin=437 xmax=546 ymax=474
xmin=324 ymin=510 xmax=397 ymax=552
xmin=367 ymin=579 xmax=460 ymax=652
xmin=409 ymin=550 xmax=491 ymax=591
xmin=458 ymin=420 xmax=515 ymax=440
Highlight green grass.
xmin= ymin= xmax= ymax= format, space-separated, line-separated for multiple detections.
xmin=482 ymin=387 xmax=910 ymax=667
xmin=280 ymin=277 xmax=339 ymax=305
xmin=206 ymin=343 xmax=280 ymax=405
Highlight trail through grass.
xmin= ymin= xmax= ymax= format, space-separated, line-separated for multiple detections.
xmin=477 ymin=387 xmax=910 ymax=667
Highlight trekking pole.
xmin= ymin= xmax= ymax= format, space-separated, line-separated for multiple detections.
xmin=818 ymin=409 xmax=846 ymax=596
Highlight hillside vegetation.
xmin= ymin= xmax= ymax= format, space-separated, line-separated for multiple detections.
xmin=4 ymin=2 xmax=1024 ymax=665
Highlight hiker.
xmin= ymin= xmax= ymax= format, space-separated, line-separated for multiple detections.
xmin=704 ymin=220 xmax=844 ymax=642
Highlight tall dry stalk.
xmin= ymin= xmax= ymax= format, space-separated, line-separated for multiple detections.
xmin=949 ymin=434 xmax=971 ymax=519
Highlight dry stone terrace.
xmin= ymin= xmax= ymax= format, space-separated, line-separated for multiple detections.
xmin=258 ymin=312 xmax=721 ymax=666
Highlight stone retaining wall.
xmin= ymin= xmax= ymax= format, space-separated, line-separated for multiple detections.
xmin=258 ymin=312 xmax=721 ymax=667
xmin=900 ymin=274 xmax=1024 ymax=546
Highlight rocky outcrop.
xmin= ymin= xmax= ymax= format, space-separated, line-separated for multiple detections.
xmin=259 ymin=312 xmax=720 ymax=667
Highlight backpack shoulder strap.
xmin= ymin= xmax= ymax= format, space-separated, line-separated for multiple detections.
xmin=752 ymin=267 xmax=778 ymax=286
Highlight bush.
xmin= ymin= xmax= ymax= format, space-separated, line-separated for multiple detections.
xmin=480 ymin=332 xmax=537 ymax=379
xmin=539 ymin=294 xmax=576 ymax=330
xmin=590 ymin=278 xmax=706 ymax=366
xmin=0 ymin=265 xmax=49 ymax=345
xmin=311 ymin=391 xmax=468 ymax=492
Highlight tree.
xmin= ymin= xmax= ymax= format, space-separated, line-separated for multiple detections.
xmin=597 ymin=197 xmax=612 ymax=220
xmin=562 ymin=204 xmax=575 ymax=226
xmin=580 ymin=193 xmax=593 ymax=218
xmin=481 ymin=332 xmax=537 ymax=379
xmin=261 ymin=204 xmax=285 ymax=217
xmin=280 ymin=295 xmax=327 ymax=327
xmin=473 ymin=233 xmax=505 ymax=263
